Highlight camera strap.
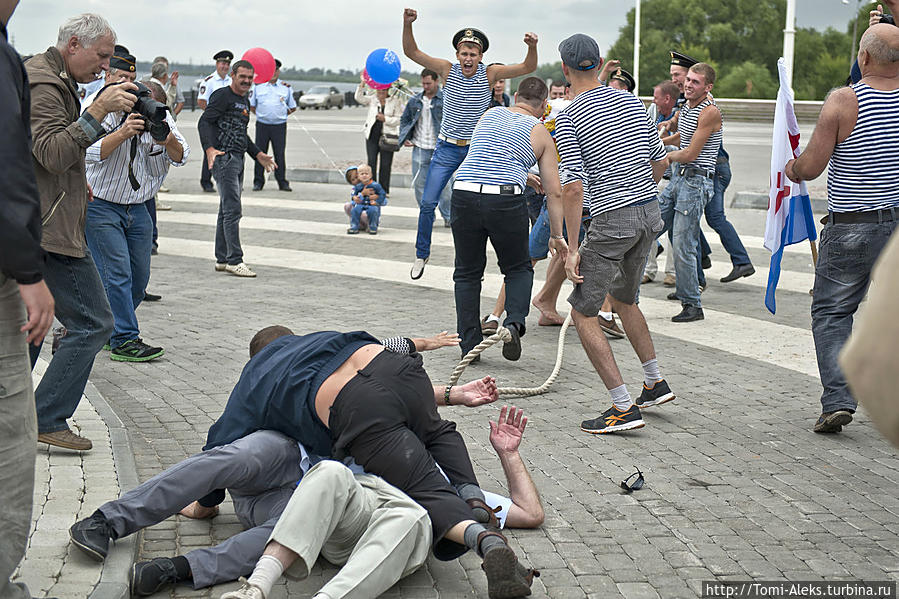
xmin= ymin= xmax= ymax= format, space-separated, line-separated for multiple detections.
xmin=128 ymin=136 xmax=141 ymax=191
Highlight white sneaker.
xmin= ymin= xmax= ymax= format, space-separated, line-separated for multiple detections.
xmin=225 ymin=262 xmax=257 ymax=278
xmin=215 ymin=262 xmax=227 ymax=272
xmin=156 ymin=201 xmax=172 ymax=210
xmin=221 ymin=578 xmax=265 ymax=599
xmin=410 ymin=257 xmax=428 ymax=280
xmin=158 ymin=186 xmax=170 ymax=193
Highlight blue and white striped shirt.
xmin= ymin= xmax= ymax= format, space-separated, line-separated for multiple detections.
xmin=677 ymin=97 xmax=721 ymax=172
xmin=827 ymin=83 xmax=899 ymax=213
xmin=455 ymin=107 xmax=539 ymax=188
xmin=440 ymin=62 xmax=491 ymax=141
xmin=83 ymin=96 xmax=189 ymax=204
xmin=555 ymin=86 xmax=666 ymax=216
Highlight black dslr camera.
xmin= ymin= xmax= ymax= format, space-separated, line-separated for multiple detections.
xmin=128 ymin=82 xmax=171 ymax=142
xmin=96 ymin=81 xmax=171 ymax=142
xmin=881 ymin=13 xmax=895 ymax=25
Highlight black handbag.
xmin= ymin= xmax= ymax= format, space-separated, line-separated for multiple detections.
xmin=379 ymin=131 xmax=400 ymax=152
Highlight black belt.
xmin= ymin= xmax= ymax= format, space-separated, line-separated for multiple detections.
xmin=678 ymin=166 xmax=714 ymax=179
xmin=830 ymin=208 xmax=898 ymax=224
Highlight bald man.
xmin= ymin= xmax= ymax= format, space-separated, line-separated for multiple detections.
xmin=786 ymin=23 xmax=899 ymax=434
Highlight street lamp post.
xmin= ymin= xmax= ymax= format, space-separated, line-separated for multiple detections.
xmin=844 ymin=0 xmax=864 ymax=66
xmin=633 ymin=0 xmax=641 ymax=94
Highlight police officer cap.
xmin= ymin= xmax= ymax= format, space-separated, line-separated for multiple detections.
xmin=214 ymin=50 xmax=234 ymax=62
xmin=611 ymin=68 xmax=635 ymax=92
xmin=452 ymin=28 xmax=489 ymax=52
xmin=275 ymin=59 xmax=282 ymax=69
xmin=110 ymin=44 xmax=136 ymax=72
xmin=559 ymin=33 xmax=602 ymax=71
xmin=670 ymin=50 xmax=698 ymax=68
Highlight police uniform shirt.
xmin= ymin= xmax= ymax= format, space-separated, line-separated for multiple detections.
xmin=250 ymin=80 xmax=297 ymax=125
xmin=199 ymin=71 xmax=231 ymax=103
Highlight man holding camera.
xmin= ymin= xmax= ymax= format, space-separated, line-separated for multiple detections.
xmin=25 ymin=13 xmax=142 ymax=451
xmin=199 ymin=59 xmax=276 ymax=278
xmin=82 ymin=47 xmax=189 ymax=362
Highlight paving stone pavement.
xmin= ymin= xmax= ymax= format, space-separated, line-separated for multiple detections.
xmin=31 ymin=176 xmax=899 ymax=598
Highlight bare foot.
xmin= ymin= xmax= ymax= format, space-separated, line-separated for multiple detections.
xmin=533 ymin=298 xmax=565 ymax=325
xmin=179 ymin=501 xmax=219 ymax=519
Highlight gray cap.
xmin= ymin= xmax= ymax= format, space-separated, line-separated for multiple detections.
xmin=558 ymin=33 xmax=602 ymax=71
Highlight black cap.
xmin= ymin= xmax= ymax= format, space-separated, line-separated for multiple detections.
xmin=110 ymin=44 xmax=136 ymax=72
xmin=559 ymin=33 xmax=601 ymax=71
xmin=610 ymin=67 xmax=635 ymax=92
xmin=274 ymin=58 xmax=282 ymax=69
xmin=452 ymin=28 xmax=489 ymax=53
xmin=669 ymin=50 xmax=698 ymax=68
xmin=213 ymin=50 xmax=234 ymax=62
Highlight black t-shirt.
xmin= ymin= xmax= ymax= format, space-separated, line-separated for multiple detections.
xmin=198 ymin=86 xmax=261 ymax=157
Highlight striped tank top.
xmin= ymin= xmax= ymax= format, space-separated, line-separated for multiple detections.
xmin=455 ymin=107 xmax=539 ymax=188
xmin=678 ymin=97 xmax=721 ymax=172
xmin=827 ymin=83 xmax=899 ymax=212
xmin=440 ymin=62 xmax=491 ymax=140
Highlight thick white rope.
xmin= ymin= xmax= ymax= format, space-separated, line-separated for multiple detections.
xmin=448 ymin=313 xmax=573 ymax=396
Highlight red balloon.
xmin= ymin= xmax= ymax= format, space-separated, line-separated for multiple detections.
xmin=242 ymin=48 xmax=276 ymax=84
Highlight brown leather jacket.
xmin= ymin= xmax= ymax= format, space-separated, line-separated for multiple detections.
xmin=25 ymin=47 xmax=103 ymax=258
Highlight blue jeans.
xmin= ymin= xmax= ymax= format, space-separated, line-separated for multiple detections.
xmin=451 ymin=190 xmax=533 ymax=354
xmin=812 ymin=219 xmax=897 ymax=413
xmin=529 ymin=203 xmax=586 ymax=260
xmin=705 ymin=159 xmax=751 ymax=266
xmin=350 ymin=203 xmax=381 ymax=232
xmin=85 ymin=199 xmax=153 ymax=348
xmin=411 ymin=145 xmax=451 ymax=222
xmin=28 ymin=251 xmax=114 ymax=434
xmin=416 ymin=140 xmax=468 ymax=258
xmin=213 ymin=152 xmax=245 ymax=265
xmin=659 ymin=173 xmax=713 ymax=307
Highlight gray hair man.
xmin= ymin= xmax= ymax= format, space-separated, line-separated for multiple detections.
xmin=549 ymin=33 xmax=675 ymax=435
xmin=786 ymin=23 xmax=899 ymax=434
xmin=25 ymin=13 xmax=140 ymax=451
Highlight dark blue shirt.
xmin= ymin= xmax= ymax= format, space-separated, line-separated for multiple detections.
xmin=204 ymin=330 xmax=379 ymax=456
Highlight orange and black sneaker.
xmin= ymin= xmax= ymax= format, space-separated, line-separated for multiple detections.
xmin=635 ymin=379 xmax=675 ymax=408
xmin=581 ymin=404 xmax=645 ymax=434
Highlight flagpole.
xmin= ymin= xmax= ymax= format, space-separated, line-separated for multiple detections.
xmin=783 ymin=0 xmax=796 ymax=89
xmin=633 ymin=0 xmax=641 ymax=94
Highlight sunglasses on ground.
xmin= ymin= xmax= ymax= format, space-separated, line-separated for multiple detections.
xmin=620 ymin=467 xmax=644 ymax=493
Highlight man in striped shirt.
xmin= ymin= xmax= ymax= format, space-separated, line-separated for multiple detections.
xmin=551 ymin=34 xmax=675 ymax=435
xmin=402 ymin=8 xmax=538 ymax=279
xmin=83 ymin=51 xmax=189 ymax=362
xmin=657 ymin=62 xmax=722 ymax=323
xmin=450 ymin=77 xmax=562 ymax=361
xmin=786 ymin=23 xmax=899 ymax=434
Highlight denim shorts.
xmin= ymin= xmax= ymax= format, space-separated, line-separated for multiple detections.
xmin=528 ymin=203 xmax=587 ymax=260
xmin=568 ymin=200 xmax=663 ymax=316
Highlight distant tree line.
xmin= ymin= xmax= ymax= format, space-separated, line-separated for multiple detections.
xmin=509 ymin=0 xmax=874 ymax=100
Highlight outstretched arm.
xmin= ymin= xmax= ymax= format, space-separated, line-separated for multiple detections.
xmin=434 ymin=376 xmax=498 ymax=408
xmin=402 ymin=8 xmax=453 ymax=80
xmin=487 ymin=32 xmax=538 ymax=83
xmin=489 ymin=406 xmax=544 ymax=528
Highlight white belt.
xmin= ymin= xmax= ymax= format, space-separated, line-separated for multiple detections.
xmin=453 ymin=181 xmax=523 ymax=195
xmin=438 ymin=134 xmax=470 ymax=146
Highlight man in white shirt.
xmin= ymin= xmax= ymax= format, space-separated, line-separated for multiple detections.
xmin=83 ymin=52 xmax=189 ymax=362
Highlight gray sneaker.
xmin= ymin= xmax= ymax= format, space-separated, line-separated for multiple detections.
xmin=410 ymin=257 xmax=428 ymax=280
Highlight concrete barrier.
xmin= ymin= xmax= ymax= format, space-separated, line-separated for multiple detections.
xmin=640 ymin=97 xmax=823 ymax=123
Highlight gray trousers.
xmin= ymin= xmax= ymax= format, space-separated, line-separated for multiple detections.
xmin=270 ymin=460 xmax=431 ymax=599
xmin=99 ymin=430 xmax=301 ymax=589
xmin=0 ymin=275 xmax=37 ymax=599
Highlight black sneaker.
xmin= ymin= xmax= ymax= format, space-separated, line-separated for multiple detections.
xmin=143 ymin=292 xmax=162 ymax=302
xmin=813 ymin=410 xmax=853 ymax=433
xmin=581 ymin=404 xmax=645 ymax=434
xmin=672 ymin=305 xmax=704 ymax=322
xmin=635 ymin=379 xmax=675 ymax=408
xmin=110 ymin=339 xmax=165 ymax=362
xmin=131 ymin=557 xmax=180 ymax=596
xmin=69 ymin=510 xmax=114 ymax=561
xmin=502 ymin=323 xmax=522 ymax=361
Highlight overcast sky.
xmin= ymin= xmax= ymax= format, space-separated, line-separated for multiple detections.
xmin=8 ymin=1 xmax=867 ymax=70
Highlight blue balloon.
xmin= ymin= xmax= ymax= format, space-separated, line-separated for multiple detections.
xmin=365 ymin=48 xmax=402 ymax=85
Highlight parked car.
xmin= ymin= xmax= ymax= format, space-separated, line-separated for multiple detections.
xmin=299 ymin=85 xmax=344 ymax=109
